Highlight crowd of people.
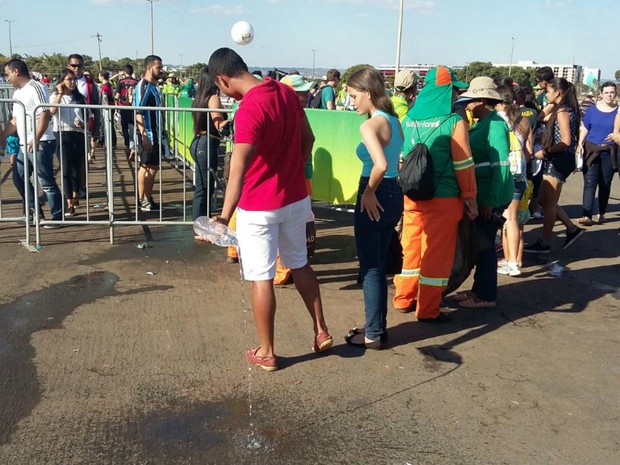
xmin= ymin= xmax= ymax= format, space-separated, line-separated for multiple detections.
xmin=0 ymin=54 xmax=204 ymax=219
xmin=1 ymin=52 xmax=618 ymax=371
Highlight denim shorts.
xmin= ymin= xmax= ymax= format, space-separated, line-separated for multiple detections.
xmin=139 ymin=141 xmax=161 ymax=167
xmin=545 ymin=152 xmax=575 ymax=183
xmin=512 ymin=180 xmax=527 ymax=201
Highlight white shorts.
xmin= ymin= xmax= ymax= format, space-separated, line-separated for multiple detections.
xmin=236 ymin=196 xmax=312 ymax=281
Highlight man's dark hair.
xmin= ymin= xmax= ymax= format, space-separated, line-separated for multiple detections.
xmin=68 ymin=53 xmax=84 ymax=64
xmin=124 ymin=64 xmax=134 ymax=76
xmin=600 ymin=81 xmax=617 ymax=92
xmin=100 ymin=70 xmax=110 ymax=80
xmin=493 ymin=75 xmax=515 ymax=88
xmin=4 ymin=58 xmax=29 ymax=76
xmin=144 ymin=55 xmax=162 ymax=69
xmin=208 ymin=48 xmax=248 ymax=80
xmin=535 ymin=66 xmax=554 ymax=83
xmin=326 ymin=69 xmax=341 ymax=81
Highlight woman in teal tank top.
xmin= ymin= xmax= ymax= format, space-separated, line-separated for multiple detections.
xmin=343 ymin=67 xmax=404 ymax=350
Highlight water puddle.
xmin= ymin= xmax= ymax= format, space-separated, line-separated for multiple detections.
xmin=128 ymin=396 xmax=284 ymax=463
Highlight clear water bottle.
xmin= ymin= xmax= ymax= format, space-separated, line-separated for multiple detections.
xmin=548 ymin=261 xmax=564 ymax=278
xmin=193 ymin=216 xmax=238 ymax=247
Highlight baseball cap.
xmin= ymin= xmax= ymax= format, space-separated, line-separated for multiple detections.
xmin=424 ymin=66 xmax=468 ymax=89
xmin=394 ymin=70 xmax=417 ymax=91
xmin=280 ymin=74 xmax=315 ymax=92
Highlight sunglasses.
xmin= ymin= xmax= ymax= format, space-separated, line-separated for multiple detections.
xmin=68 ymin=63 xmax=83 ymax=68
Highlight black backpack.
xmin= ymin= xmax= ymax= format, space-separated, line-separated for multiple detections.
xmin=309 ymin=87 xmax=324 ymax=109
xmin=398 ymin=117 xmax=448 ymax=200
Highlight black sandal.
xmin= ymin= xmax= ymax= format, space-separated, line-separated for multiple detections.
xmin=345 ymin=327 xmax=384 ymax=350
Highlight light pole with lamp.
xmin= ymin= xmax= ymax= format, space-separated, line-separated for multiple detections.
xmin=311 ymin=49 xmax=317 ymax=79
xmin=508 ymin=36 xmax=515 ymax=77
xmin=395 ymin=0 xmax=404 ymax=74
xmin=5 ymin=19 xmax=15 ymax=57
xmin=146 ymin=0 xmax=158 ymax=55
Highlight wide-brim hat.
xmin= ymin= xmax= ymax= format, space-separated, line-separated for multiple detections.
xmin=457 ymin=76 xmax=501 ymax=101
xmin=280 ymin=74 xmax=315 ymax=92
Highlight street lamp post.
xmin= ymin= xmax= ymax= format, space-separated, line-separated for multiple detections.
xmin=311 ymin=49 xmax=317 ymax=79
xmin=395 ymin=0 xmax=404 ymax=74
xmin=508 ymin=36 xmax=515 ymax=77
xmin=146 ymin=0 xmax=158 ymax=55
xmin=5 ymin=19 xmax=15 ymax=57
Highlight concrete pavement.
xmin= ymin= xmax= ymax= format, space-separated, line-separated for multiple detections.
xmin=0 ymin=161 xmax=618 ymax=464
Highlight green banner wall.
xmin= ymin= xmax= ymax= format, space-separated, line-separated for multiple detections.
xmin=305 ymin=109 xmax=364 ymax=205
xmin=167 ymin=95 xmax=365 ymax=205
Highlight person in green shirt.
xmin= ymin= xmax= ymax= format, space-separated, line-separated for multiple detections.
xmin=392 ymin=66 xmax=478 ymax=323
xmin=454 ymin=76 xmax=513 ymax=308
xmin=390 ymin=69 xmax=418 ymax=122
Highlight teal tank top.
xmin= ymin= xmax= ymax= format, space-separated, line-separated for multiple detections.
xmin=356 ymin=110 xmax=402 ymax=178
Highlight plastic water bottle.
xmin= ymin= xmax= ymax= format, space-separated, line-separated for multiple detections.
xmin=193 ymin=216 xmax=238 ymax=247
xmin=548 ymin=261 xmax=564 ymax=278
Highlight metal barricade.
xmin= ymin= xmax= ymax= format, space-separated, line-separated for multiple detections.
xmin=0 ymin=98 xmax=34 ymax=248
xmin=27 ymin=101 xmax=232 ymax=247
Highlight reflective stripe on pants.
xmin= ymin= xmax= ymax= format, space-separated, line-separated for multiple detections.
xmin=393 ymin=196 xmax=463 ymax=319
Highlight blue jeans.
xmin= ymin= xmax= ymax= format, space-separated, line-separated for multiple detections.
xmin=582 ymin=151 xmax=614 ymax=218
xmin=472 ymin=215 xmax=500 ymax=302
xmin=12 ymin=140 xmax=62 ymax=220
xmin=354 ymin=177 xmax=404 ymax=341
xmin=190 ymin=134 xmax=220 ymax=220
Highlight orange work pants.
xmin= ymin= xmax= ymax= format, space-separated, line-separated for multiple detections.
xmin=393 ymin=196 xmax=463 ymax=319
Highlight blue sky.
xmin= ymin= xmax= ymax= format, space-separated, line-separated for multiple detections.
xmin=2 ymin=0 xmax=618 ymax=78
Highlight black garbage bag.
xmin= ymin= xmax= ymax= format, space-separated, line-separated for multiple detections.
xmin=443 ymin=217 xmax=494 ymax=296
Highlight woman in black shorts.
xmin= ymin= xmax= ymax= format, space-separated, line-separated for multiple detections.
xmin=524 ymin=78 xmax=584 ymax=253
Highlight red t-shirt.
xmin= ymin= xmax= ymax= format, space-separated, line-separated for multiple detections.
xmin=234 ymin=78 xmax=308 ymax=211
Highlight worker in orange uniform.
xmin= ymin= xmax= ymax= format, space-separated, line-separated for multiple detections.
xmin=393 ymin=66 xmax=478 ymax=323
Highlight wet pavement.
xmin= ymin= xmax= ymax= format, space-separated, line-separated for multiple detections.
xmin=0 ymin=155 xmax=619 ymax=464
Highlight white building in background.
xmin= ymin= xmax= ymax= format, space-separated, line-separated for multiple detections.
xmin=492 ymin=60 xmax=583 ymax=84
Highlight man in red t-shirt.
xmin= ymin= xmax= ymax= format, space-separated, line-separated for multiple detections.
xmin=205 ymin=48 xmax=332 ymax=371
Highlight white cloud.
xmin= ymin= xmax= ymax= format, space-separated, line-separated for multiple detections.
xmin=191 ymin=4 xmax=247 ymax=15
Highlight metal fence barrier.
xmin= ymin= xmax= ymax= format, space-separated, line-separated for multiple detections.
xmin=1 ymin=99 xmax=232 ymax=248
xmin=0 ymin=98 xmax=34 ymax=247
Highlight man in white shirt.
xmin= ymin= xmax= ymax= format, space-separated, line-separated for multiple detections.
xmin=67 ymin=54 xmax=100 ymax=164
xmin=0 ymin=59 xmax=62 ymax=226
